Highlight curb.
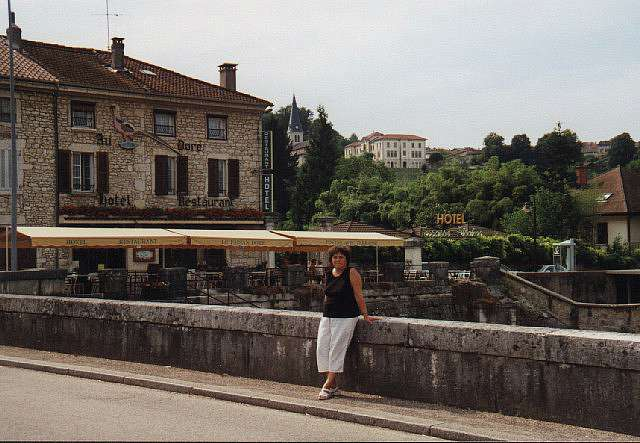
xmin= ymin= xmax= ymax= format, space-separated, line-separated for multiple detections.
xmin=0 ymin=356 xmax=499 ymax=441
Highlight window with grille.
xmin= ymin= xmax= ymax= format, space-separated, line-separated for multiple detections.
xmin=154 ymin=110 xmax=176 ymax=136
xmin=207 ymin=115 xmax=227 ymax=140
xmin=0 ymin=148 xmax=11 ymax=190
xmin=0 ymin=97 xmax=14 ymax=123
xmin=72 ymin=152 xmax=94 ymax=192
xmin=71 ymin=101 xmax=95 ymax=128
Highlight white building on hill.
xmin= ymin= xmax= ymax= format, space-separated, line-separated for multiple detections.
xmin=344 ymin=132 xmax=429 ymax=168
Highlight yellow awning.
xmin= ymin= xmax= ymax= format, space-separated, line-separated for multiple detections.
xmin=272 ymin=231 xmax=405 ymax=248
xmin=3 ymin=227 xmax=188 ymax=248
xmin=168 ymin=229 xmax=295 ymax=250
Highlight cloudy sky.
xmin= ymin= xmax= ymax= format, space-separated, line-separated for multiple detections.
xmin=9 ymin=0 xmax=640 ymax=147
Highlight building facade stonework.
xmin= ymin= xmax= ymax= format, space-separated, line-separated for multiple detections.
xmin=0 ymin=28 xmax=271 ymax=272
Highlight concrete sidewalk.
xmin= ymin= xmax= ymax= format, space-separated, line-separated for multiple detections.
xmin=0 ymin=345 xmax=634 ymax=442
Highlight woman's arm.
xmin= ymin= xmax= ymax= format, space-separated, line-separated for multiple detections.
xmin=349 ymin=268 xmax=379 ymax=324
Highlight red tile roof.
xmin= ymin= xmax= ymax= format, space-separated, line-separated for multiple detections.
xmin=0 ymin=38 xmax=56 ymax=82
xmin=591 ymin=166 xmax=640 ymax=214
xmin=0 ymin=37 xmax=271 ymax=107
xmin=371 ymin=134 xmax=427 ymax=141
xmin=332 ymin=220 xmax=409 ymax=238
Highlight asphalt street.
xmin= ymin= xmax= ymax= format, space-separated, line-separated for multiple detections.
xmin=0 ymin=367 xmax=443 ymax=441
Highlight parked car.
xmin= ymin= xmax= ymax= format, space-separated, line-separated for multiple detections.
xmin=537 ymin=264 xmax=567 ymax=272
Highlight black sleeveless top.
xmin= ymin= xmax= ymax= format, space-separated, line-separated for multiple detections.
xmin=323 ymin=267 xmax=360 ymax=318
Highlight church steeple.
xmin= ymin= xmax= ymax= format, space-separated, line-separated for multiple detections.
xmin=287 ymin=95 xmax=304 ymax=144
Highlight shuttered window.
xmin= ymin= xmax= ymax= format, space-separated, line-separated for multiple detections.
xmin=154 ymin=155 xmax=177 ymax=196
xmin=96 ymin=152 xmax=109 ymax=194
xmin=58 ymin=150 xmax=71 ymax=194
xmin=177 ymin=155 xmax=188 ymax=196
xmin=208 ymin=158 xmax=219 ymax=197
xmin=228 ymin=159 xmax=239 ymax=199
xmin=72 ymin=152 xmax=94 ymax=192
xmin=207 ymin=158 xmax=239 ymax=198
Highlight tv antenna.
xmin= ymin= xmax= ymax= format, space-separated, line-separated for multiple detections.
xmin=92 ymin=0 xmax=124 ymax=49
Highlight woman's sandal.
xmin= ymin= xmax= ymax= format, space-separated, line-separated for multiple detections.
xmin=318 ymin=386 xmax=338 ymax=400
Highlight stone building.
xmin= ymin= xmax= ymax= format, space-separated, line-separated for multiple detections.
xmin=0 ymin=23 xmax=272 ymax=272
xmin=343 ymin=132 xmax=429 ymax=168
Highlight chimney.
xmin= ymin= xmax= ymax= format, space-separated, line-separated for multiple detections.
xmin=6 ymin=12 xmax=22 ymax=51
xmin=576 ymin=165 xmax=588 ymax=187
xmin=111 ymin=37 xmax=125 ymax=71
xmin=218 ymin=63 xmax=237 ymax=91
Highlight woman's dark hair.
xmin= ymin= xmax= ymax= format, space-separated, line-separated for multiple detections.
xmin=327 ymin=245 xmax=351 ymax=266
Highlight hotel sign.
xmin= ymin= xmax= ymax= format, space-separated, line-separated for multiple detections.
xmin=436 ymin=213 xmax=466 ymax=225
xmin=261 ymin=131 xmax=274 ymax=212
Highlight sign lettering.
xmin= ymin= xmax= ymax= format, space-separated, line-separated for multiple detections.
xmin=99 ymin=193 xmax=132 ymax=207
xmin=261 ymin=173 xmax=273 ymax=212
xmin=436 ymin=213 xmax=465 ymax=225
xmin=177 ymin=196 xmax=232 ymax=208
xmin=96 ymin=133 xmax=112 ymax=146
xmin=262 ymin=131 xmax=273 ymax=170
xmin=177 ymin=140 xmax=203 ymax=152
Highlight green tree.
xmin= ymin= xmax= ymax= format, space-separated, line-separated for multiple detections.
xmin=534 ymin=126 xmax=582 ymax=186
xmin=482 ymin=132 xmax=505 ymax=161
xmin=607 ymin=132 xmax=636 ymax=169
xmin=510 ymin=134 xmax=533 ymax=164
xmin=428 ymin=152 xmax=444 ymax=164
xmin=288 ymin=106 xmax=341 ymax=228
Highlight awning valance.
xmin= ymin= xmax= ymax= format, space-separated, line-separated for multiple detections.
xmin=2 ymin=227 xmax=188 ymax=248
xmin=167 ymin=229 xmax=294 ymax=250
xmin=272 ymin=231 xmax=404 ymax=248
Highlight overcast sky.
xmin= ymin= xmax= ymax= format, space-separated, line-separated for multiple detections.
xmin=9 ymin=0 xmax=640 ymax=147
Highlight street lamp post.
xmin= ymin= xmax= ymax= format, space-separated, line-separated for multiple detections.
xmin=7 ymin=0 xmax=18 ymax=271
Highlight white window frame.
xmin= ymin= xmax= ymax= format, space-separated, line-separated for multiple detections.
xmin=217 ymin=159 xmax=228 ymax=197
xmin=166 ymin=156 xmax=177 ymax=195
xmin=207 ymin=115 xmax=227 ymax=140
xmin=154 ymin=110 xmax=176 ymax=137
xmin=71 ymin=152 xmax=95 ymax=193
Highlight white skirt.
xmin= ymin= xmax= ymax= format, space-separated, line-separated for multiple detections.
xmin=316 ymin=316 xmax=359 ymax=373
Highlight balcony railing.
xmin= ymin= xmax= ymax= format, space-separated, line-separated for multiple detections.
xmin=155 ymin=123 xmax=175 ymax=136
xmin=72 ymin=114 xmax=95 ymax=128
xmin=208 ymin=128 xmax=227 ymax=140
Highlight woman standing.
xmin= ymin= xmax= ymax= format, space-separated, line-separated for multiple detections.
xmin=316 ymin=246 xmax=379 ymax=400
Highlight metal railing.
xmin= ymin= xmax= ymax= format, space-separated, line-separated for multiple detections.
xmin=207 ymin=128 xmax=226 ymax=139
xmin=71 ymin=114 xmax=95 ymax=128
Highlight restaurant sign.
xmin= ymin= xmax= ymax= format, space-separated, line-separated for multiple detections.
xmin=261 ymin=131 xmax=274 ymax=212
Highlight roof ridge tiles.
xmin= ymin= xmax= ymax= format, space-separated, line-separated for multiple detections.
xmin=2 ymin=36 xmax=271 ymax=107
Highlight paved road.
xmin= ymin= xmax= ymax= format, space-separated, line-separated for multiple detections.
xmin=0 ymin=367 xmax=442 ymax=441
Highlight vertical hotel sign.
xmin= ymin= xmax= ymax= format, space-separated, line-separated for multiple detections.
xmin=261 ymin=131 xmax=274 ymax=212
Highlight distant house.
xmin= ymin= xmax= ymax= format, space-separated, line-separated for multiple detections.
xmin=343 ymin=132 xmax=429 ymax=168
xmin=448 ymin=147 xmax=482 ymax=165
xmin=582 ymin=141 xmax=609 ymax=159
xmin=590 ymin=166 xmax=640 ymax=246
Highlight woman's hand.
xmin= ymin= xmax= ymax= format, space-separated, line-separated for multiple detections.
xmin=363 ymin=314 xmax=380 ymax=324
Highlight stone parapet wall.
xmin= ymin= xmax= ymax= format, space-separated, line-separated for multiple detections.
xmin=517 ymin=271 xmax=617 ymax=304
xmin=504 ymin=271 xmax=640 ymax=333
xmin=0 ymin=293 xmax=638 ymax=435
